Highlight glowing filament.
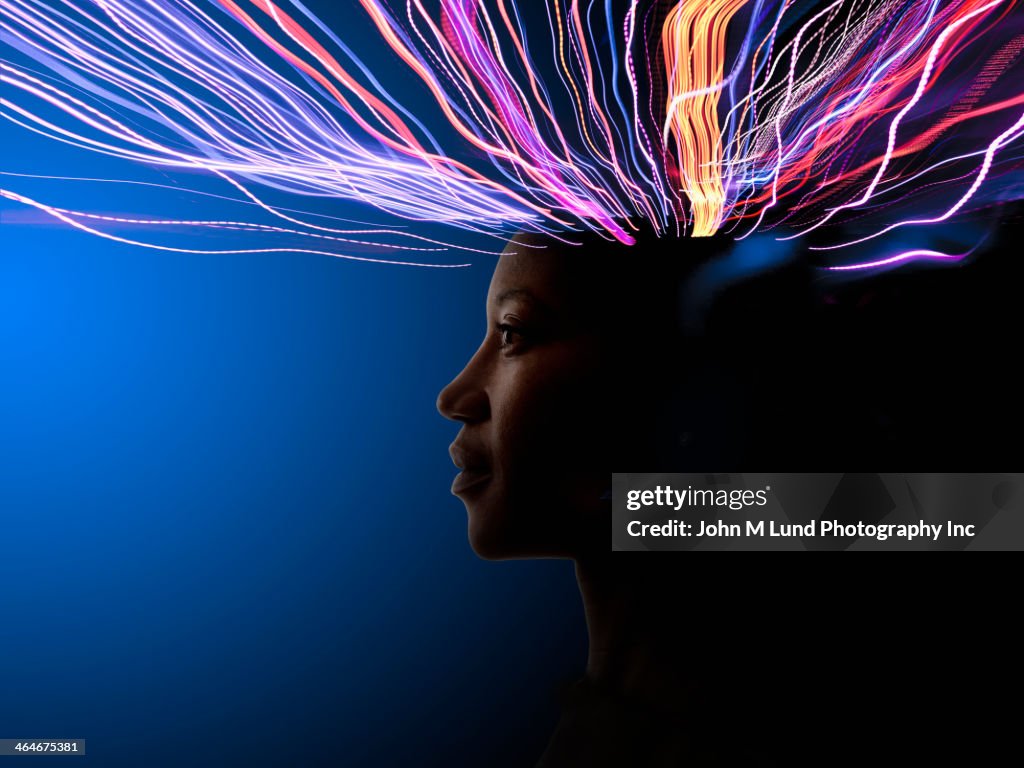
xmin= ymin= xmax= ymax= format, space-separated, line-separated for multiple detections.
xmin=662 ymin=0 xmax=749 ymax=236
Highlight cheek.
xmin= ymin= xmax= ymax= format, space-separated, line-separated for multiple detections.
xmin=470 ymin=347 xmax=611 ymax=558
xmin=491 ymin=350 xmax=608 ymax=483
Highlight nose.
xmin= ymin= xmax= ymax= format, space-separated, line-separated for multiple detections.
xmin=437 ymin=346 xmax=490 ymax=423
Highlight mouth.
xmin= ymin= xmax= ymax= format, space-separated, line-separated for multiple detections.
xmin=451 ymin=468 xmax=493 ymax=495
xmin=449 ymin=441 xmax=492 ymax=496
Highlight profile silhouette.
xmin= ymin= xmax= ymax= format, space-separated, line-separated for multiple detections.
xmin=437 ymin=223 xmax=1021 ymax=766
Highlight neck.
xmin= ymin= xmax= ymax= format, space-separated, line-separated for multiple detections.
xmin=573 ymin=555 xmax=690 ymax=703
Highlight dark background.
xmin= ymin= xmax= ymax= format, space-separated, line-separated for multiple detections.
xmin=667 ymin=208 xmax=1024 ymax=472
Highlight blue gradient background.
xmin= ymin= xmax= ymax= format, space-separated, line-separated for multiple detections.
xmin=0 ymin=4 xmax=587 ymax=764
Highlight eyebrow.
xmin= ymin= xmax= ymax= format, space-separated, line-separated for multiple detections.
xmin=495 ymin=288 xmax=554 ymax=315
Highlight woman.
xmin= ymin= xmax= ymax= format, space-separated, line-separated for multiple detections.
xmin=436 ymin=224 xmax=1021 ymax=766
xmin=436 ymin=227 xmax=814 ymax=764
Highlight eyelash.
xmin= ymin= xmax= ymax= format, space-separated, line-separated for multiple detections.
xmin=496 ymin=322 xmax=526 ymax=351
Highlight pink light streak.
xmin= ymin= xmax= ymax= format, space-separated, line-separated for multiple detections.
xmin=1 ymin=0 xmax=1021 ymax=267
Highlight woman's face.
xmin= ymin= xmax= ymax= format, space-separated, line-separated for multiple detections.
xmin=436 ymin=237 xmax=616 ymax=559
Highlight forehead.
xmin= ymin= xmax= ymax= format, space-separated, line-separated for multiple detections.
xmin=488 ymin=236 xmax=588 ymax=311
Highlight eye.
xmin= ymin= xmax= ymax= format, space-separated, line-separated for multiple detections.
xmin=496 ymin=322 xmax=525 ymax=351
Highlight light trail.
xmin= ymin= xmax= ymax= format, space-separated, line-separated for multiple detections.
xmin=0 ymin=1 xmax=1021 ymax=268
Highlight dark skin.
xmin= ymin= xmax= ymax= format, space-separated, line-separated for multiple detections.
xmin=437 ymin=226 xmax=1023 ymax=766
xmin=436 ymin=234 xmax=616 ymax=561
xmin=438 ymin=231 xmax=938 ymax=764
xmin=437 ymin=232 xmax=692 ymax=745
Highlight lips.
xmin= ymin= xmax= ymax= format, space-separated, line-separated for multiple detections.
xmin=451 ymin=469 xmax=492 ymax=495
xmin=449 ymin=441 xmax=492 ymax=496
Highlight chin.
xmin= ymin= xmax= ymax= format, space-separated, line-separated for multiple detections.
xmin=467 ymin=534 xmax=522 ymax=561
xmin=465 ymin=504 xmax=574 ymax=561
xmin=468 ymin=538 xmax=569 ymax=561
xmin=466 ymin=514 xmax=525 ymax=560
